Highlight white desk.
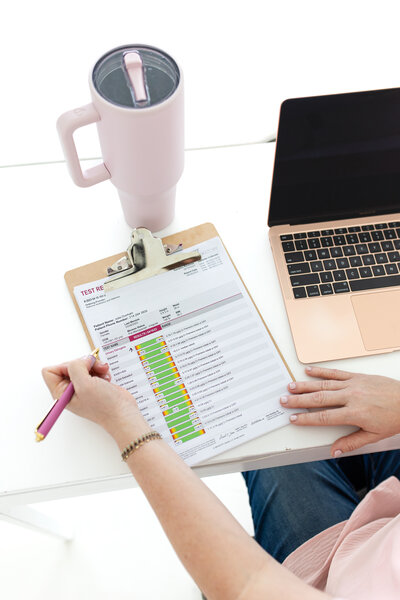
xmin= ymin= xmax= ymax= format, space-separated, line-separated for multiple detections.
xmin=2 ymin=0 xmax=400 ymax=165
xmin=1 ymin=142 xmax=399 ymax=537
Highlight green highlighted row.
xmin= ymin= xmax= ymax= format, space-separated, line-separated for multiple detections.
xmin=154 ymin=372 xmax=179 ymax=386
xmin=141 ymin=346 xmax=169 ymax=360
xmin=158 ymin=388 xmax=187 ymax=402
xmin=145 ymin=354 xmax=171 ymax=368
xmin=136 ymin=337 xmax=163 ymax=349
xmin=160 ymin=398 xmax=189 ymax=414
xmin=150 ymin=362 xmax=176 ymax=377
xmin=178 ymin=428 xmax=205 ymax=443
xmin=168 ymin=415 xmax=193 ymax=430
xmin=160 ymin=393 xmax=188 ymax=409
xmin=156 ymin=380 xmax=183 ymax=393
xmin=164 ymin=406 xmax=193 ymax=424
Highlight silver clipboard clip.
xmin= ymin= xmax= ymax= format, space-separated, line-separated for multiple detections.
xmin=104 ymin=227 xmax=201 ymax=292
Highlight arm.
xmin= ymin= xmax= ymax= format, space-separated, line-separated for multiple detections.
xmin=113 ymin=422 xmax=328 ymax=600
xmin=42 ymin=357 xmax=330 ymax=600
xmin=280 ymin=365 xmax=400 ymax=457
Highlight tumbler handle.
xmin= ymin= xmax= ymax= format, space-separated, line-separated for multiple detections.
xmin=56 ymin=103 xmax=111 ymax=187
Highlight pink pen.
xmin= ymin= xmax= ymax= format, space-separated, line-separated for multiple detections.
xmin=35 ymin=348 xmax=100 ymax=442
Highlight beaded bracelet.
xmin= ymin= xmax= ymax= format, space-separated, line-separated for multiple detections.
xmin=121 ymin=431 xmax=162 ymax=461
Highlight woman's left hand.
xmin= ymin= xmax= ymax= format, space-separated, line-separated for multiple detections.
xmin=280 ymin=365 xmax=400 ymax=457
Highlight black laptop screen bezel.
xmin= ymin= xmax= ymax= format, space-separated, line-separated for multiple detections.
xmin=268 ymin=88 xmax=400 ymax=228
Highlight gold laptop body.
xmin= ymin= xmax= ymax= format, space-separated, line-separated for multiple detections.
xmin=268 ymin=90 xmax=400 ymax=363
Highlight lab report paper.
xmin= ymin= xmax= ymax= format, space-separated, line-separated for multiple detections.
xmin=74 ymin=237 xmax=294 ymax=466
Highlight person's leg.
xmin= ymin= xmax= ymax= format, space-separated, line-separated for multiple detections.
xmin=242 ymin=459 xmax=360 ymax=563
xmin=337 ymin=449 xmax=400 ymax=496
xmin=337 ymin=454 xmax=368 ymax=493
xmin=362 ymin=449 xmax=400 ymax=488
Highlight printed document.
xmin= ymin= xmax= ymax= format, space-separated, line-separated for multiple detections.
xmin=74 ymin=237 xmax=295 ymax=466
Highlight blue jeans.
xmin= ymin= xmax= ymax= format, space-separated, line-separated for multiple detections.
xmin=242 ymin=450 xmax=400 ymax=563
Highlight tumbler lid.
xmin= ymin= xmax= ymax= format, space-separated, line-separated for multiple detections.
xmin=92 ymin=45 xmax=180 ymax=108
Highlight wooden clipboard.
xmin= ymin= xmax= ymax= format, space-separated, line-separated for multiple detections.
xmin=65 ymin=222 xmax=293 ymax=379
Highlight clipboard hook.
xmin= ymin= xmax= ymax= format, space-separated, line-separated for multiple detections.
xmin=104 ymin=228 xmax=201 ymax=292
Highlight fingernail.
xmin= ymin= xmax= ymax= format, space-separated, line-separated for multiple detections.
xmin=290 ymin=414 xmax=298 ymax=422
xmin=306 ymin=366 xmax=312 ymax=372
xmin=334 ymin=449 xmax=343 ymax=458
xmin=289 ymin=382 xmax=296 ymax=390
xmin=280 ymin=395 xmax=288 ymax=404
xmin=98 ymin=360 xmax=108 ymax=367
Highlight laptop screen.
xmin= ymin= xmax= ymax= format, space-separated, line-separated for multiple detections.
xmin=268 ymin=88 xmax=400 ymax=227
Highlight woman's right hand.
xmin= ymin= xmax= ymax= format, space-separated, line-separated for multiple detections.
xmin=42 ymin=356 xmax=149 ymax=440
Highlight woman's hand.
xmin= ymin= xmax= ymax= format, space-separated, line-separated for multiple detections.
xmin=280 ymin=365 xmax=400 ymax=457
xmin=41 ymin=356 xmax=148 ymax=439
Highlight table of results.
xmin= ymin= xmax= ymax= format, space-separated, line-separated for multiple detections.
xmin=136 ymin=335 xmax=206 ymax=445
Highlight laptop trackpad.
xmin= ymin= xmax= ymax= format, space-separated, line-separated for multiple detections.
xmin=351 ymin=290 xmax=400 ymax=350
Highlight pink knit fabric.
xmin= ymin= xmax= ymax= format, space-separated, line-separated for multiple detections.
xmin=283 ymin=476 xmax=400 ymax=599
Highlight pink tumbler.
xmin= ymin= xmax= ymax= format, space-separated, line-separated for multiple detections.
xmin=57 ymin=45 xmax=184 ymax=231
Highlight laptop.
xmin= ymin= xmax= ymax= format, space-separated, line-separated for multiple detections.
xmin=268 ymin=88 xmax=400 ymax=363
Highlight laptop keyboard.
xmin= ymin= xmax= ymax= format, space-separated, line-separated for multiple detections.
xmin=280 ymin=222 xmax=400 ymax=299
